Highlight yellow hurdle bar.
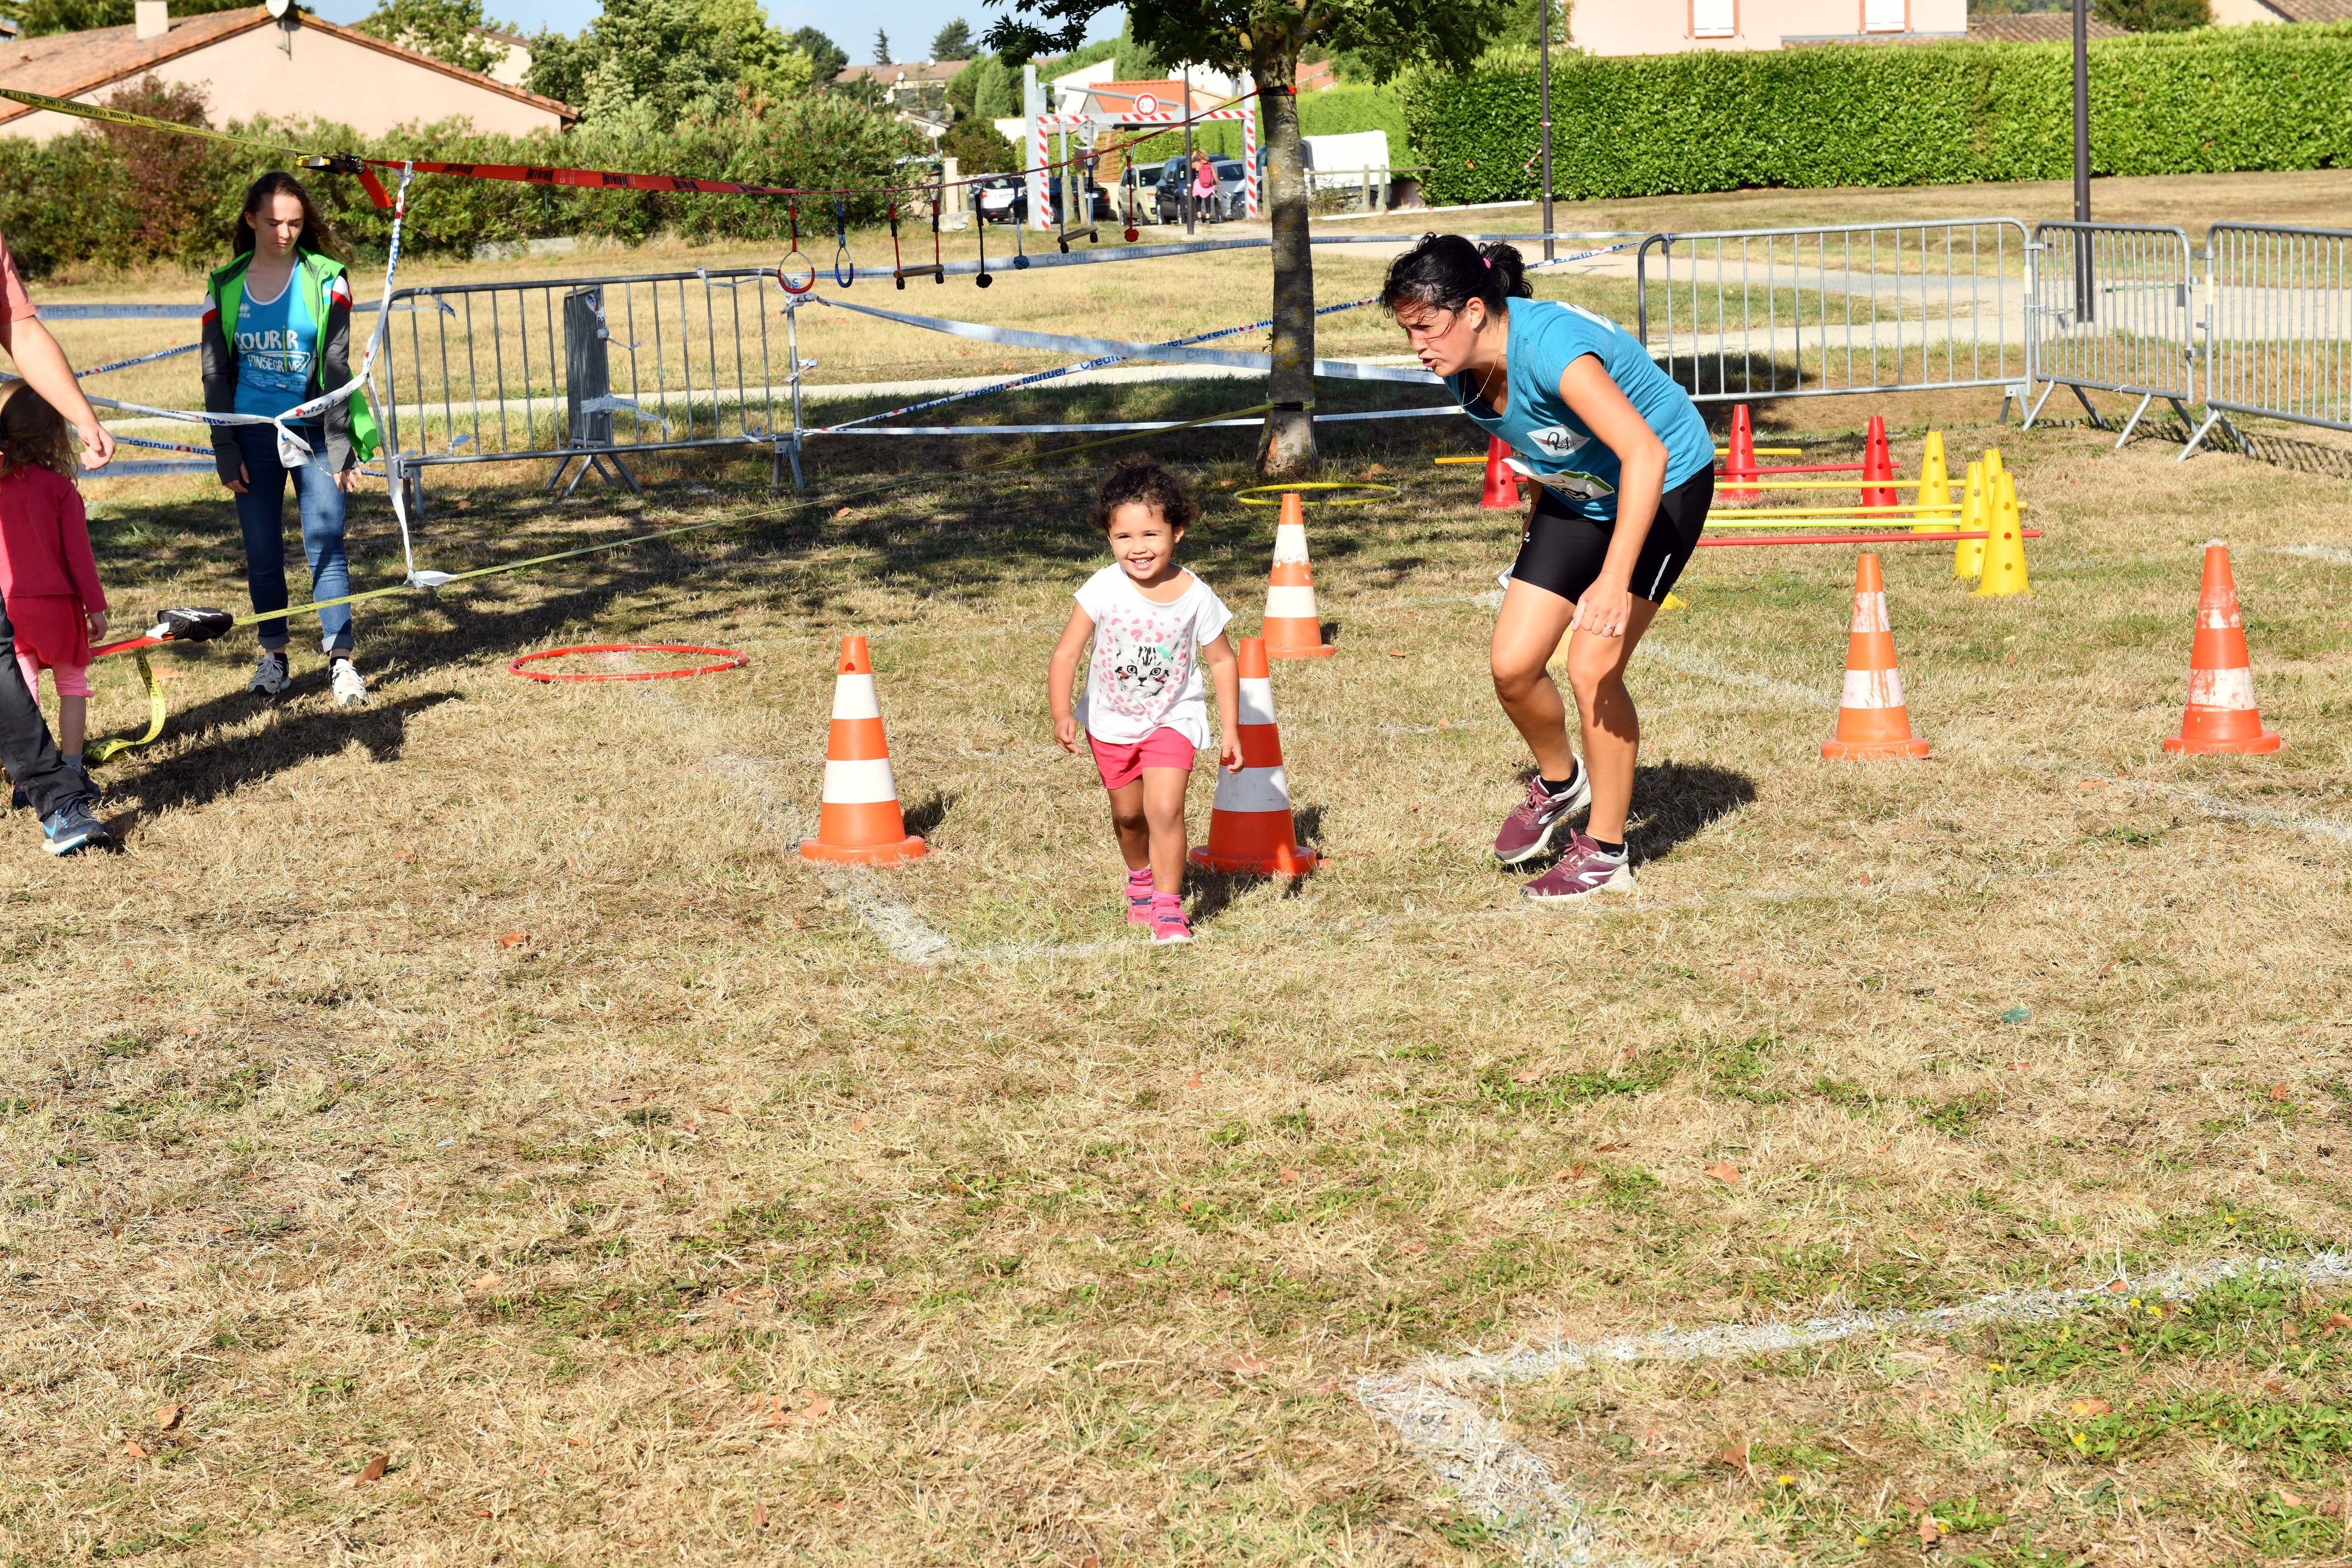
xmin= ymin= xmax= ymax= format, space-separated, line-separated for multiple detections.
xmin=1707 ymin=505 xmax=1969 ymax=520
xmin=1721 ymin=478 xmax=1946 ymax=489
xmin=1713 ymin=446 xmax=1805 ymax=456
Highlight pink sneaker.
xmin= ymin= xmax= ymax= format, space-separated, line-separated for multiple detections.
xmin=1147 ymin=892 xmax=1194 ymax=944
xmin=1519 ymin=831 xmax=1636 ymax=903
xmin=1125 ymin=867 xmax=1156 ymax=925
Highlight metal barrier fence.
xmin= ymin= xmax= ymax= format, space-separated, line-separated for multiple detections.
xmin=377 ymin=265 xmax=806 ymax=523
xmin=2188 ymin=222 xmax=2352 ymax=457
xmin=2022 ymin=222 xmax=2197 ymax=447
xmin=1634 ymin=219 xmax=2033 ymax=408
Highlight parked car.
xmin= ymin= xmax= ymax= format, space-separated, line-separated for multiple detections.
xmin=1152 ymin=155 xmax=1247 ymax=224
xmin=974 ymin=172 xmax=1112 ymax=228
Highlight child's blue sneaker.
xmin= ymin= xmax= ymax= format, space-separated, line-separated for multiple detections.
xmin=41 ymin=796 xmax=110 ymax=856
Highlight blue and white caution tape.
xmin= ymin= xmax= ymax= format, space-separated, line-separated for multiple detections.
xmin=815 ymin=295 xmax=1442 ymax=387
xmin=816 ymin=293 xmax=1386 ymax=435
xmin=810 ymin=406 xmax=1459 ymax=437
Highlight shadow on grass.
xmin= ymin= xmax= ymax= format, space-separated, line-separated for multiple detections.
xmin=902 ymin=789 xmax=957 ymax=840
xmin=1627 ymin=761 xmax=1756 ymax=867
xmin=1185 ymin=802 xmax=1323 ymax=928
xmin=112 ymin=690 xmax=461 ymax=817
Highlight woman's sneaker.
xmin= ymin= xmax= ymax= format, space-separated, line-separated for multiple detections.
xmin=1147 ymin=892 xmax=1194 ymax=944
xmin=1493 ymin=764 xmax=1591 ymax=865
xmin=1519 ymin=831 xmax=1636 ymax=902
xmin=1125 ymin=867 xmax=1156 ymax=925
xmin=247 ymin=650 xmax=291 ymax=696
xmin=331 ymin=657 xmax=368 ymax=708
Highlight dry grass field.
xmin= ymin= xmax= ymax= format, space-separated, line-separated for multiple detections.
xmin=6 ymin=171 xmax=2352 ymax=1567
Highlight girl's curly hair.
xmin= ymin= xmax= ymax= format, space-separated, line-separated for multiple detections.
xmin=0 ymin=384 xmax=78 ymax=478
xmin=1088 ymin=455 xmax=1199 ymax=534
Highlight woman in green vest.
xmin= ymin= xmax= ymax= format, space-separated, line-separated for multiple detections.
xmin=201 ymin=171 xmax=379 ymax=706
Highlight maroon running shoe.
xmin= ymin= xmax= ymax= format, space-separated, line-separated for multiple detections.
xmin=1519 ymin=831 xmax=1637 ymax=902
xmin=1493 ymin=765 xmax=1591 ymax=865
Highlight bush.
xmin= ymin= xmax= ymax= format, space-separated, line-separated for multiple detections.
xmin=1402 ymin=24 xmax=2352 ymax=207
xmin=0 ymin=92 xmax=922 ymax=278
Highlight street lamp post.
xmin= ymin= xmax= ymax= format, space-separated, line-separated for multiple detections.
xmin=2072 ymin=0 xmax=2093 ymax=321
xmin=1538 ymin=0 xmax=1554 ymax=262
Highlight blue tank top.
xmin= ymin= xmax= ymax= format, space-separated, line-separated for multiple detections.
xmin=231 ymin=269 xmax=320 ymax=420
xmin=1451 ymin=298 xmax=1713 ymax=523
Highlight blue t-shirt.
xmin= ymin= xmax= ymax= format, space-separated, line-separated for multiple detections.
xmin=1451 ymin=298 xmax=1713 ymax=522
xmin=230 ymin=270 xmax=320 ymax=420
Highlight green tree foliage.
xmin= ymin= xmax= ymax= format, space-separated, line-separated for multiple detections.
xmin=520 ymin=0 xmax=808 ymax=121
xmin=931 ymin=18 xmax=976 ymax=58
xmin=0 ymin=0 xmax=244 ymax=34
xmin=354 ymin=0 xmax=510 ymax=72
xmin=2094 ymin=0 xmax=2209 ymax=28
xmin=940 ymin=114 xmax=1018 ymax=171
xmin=985 ymin=0 xmax=1510 ymax=472
xmin=789 ymin=26 xmax=848 ymax=82
xmin=1404 ymin=26 xmax=2352 ymax=206
xmin=872 ymin=27 xmax=888 ymax=62
xmin=521 ymin=25 xmax=587 ymax=102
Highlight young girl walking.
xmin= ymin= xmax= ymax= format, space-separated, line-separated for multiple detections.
xmin=0 ymin=385 xmax=107 ymax=790
xmin=1048 ymin=457 xmax=1242 ymax=946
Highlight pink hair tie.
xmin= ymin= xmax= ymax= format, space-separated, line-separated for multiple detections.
xmin=1483 ymin=257 xmax=1492 ymax=269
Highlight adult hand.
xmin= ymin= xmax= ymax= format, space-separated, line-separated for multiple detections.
xmin=1054 ymin=713 xmax=1079 ymax=754
xmin=1572 ymin=578 xmax=1634 ymax=640
xmin=334 ymin=465 xmax=362 ymax=495
xmin=224 ymin=461 xmax=249 ymax=495
xmin=78 ymin=422 xmax=113 ymax=470
xmin=86 ymin=607 xmax=108 ymax=640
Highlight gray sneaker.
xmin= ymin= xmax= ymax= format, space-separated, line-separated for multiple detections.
xmin=1493 ymin=766 xmax=1591 ymax=865
xmin=1520 ymin=831 xmax=1636 ymax=903
xmin=41 ymin=795 xmax=110 ymax=856
xmin=247 ymin=649 xmax=291 ymax=696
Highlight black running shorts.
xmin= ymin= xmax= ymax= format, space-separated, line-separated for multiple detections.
xmin=1510 ymin=467 xmax=1713 ymax=606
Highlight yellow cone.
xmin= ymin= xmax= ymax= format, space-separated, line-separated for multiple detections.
xmin=1973 ymin=469 xmax=2029 ymax=597
xmin=1662 ymin=590 xmax=1688 ymax=611
xmin=1952 ymin=459 xmax=1989 ymax=579
xmin=1983 ymin=446 xmax=2005 ymax=485
xmin=1910 ymin=430 xmax=1952 ymax=535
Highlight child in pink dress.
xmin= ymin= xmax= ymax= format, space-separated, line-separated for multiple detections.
xmin=1047 ymin=458 xmax=1242 ymax=944
xmin=0 ymin=386 xmax=108 ymax=785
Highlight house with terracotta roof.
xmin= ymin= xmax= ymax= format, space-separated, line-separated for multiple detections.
xmin=2211 ymin=0 xmax=2352 ymax=19
xmin=1573 ymin=0 xmax=1966 ymax=53
xmin=0 ymin=1 xmax=572 ymax=141
xmin=1963 ymin=12 xmax=2126 ymax=43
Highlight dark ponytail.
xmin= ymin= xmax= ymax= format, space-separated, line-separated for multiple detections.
xmin=1380 ymin=234 xmax=1532 ymax=318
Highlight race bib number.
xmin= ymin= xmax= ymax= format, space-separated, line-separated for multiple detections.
xmin=1524 ymin=423 xmax=1588 ymax=461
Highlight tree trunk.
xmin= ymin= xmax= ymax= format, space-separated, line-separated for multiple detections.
xmin=1251 ymin=43 xmax=1316 ymax=477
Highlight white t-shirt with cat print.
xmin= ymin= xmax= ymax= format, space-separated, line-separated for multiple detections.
xmin=1073 ymin=565 xmax=1232 ymax=748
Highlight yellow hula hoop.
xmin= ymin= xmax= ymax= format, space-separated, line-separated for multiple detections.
xmin=1234 ymin=482 xmax=1399 ymax=507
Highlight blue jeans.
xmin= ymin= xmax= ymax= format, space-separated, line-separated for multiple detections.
xmin=232 ymin=423 xmax=352 ymax=654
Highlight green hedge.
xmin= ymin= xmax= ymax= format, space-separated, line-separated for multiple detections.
xmin=0 ymin=94 xmax=921 ymax=278
xmin=1401 ymin=24 xmax=2352 ymax=206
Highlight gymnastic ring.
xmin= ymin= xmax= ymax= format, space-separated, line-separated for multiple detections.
xmin=775 ymin=249 xmax=816 ymax=295
xmin=834 ymin=246 xmax=855 ymax=288
xmin=1233 ymin=482 xmax=1399 ymax=508
xmin=508 ymin=643 xmax=750 ymax=683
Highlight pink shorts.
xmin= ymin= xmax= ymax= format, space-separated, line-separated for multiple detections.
xmin=1088 ymin=727 xmax=1196 ymax=790
xmin=15 ymin=648 xmax=90 ymax=699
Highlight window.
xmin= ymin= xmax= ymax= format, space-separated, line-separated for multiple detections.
xmin=1862 ymin=0 xmax=1907 ymax=30
xmin=1692 ymin=0 xmax=1735 ymax=37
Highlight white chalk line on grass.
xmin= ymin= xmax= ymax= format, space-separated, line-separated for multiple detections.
xmin=1357 ymin=1252 xmax=2352 ymax=1568
xmin=2278 ymin=543 xmax=2352 ymax=566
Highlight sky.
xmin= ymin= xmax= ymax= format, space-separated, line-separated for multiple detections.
xmin=307 ymin=0 xmax=1119 ymax=58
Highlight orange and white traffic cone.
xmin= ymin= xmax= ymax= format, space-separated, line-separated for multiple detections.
xmin=1821 ymin=553 xmax=1931 ymax=760
xmin=2163 ymin=542 xmax=2282 ymax=756
xmin=799 ymin=634 xmax=928 ymax=865
xmin=1479 ymin=435 xmax=1521 ymax=510
xmin=1861 ymin=415 xmax=1897 ymax=510
xmin=1722 ymin=402 xmax=1760 ymax=505
xmin=1262 ymin=492 xmax=1335 ymax=660
xmin=1190 ymin=636 xmax=1318 ymax=876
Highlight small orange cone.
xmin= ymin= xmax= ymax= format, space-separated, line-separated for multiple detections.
xmin=1822 ymin=553 xmax=1931 ymax=760
xmin=1722 ymin=402 xmax=1760 ymax=505
xmin=1191 ymin=636 xmax=1318 ymax=875
xmin=1861 ymin=415 xmax=1897 ymax=509
xmin=2163 ymin=542 xmax=2282 ymax=756
xmin=1262 ymin=492 xmax=1335 ymax=660
xmin=1479 ymin=435 xmax=1521 ymax=509
xmin=799 ymin=635 xmax=928 ymax=864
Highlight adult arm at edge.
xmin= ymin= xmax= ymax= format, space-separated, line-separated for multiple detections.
xmin=0 ymin=314 xmax=113 ymax=469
